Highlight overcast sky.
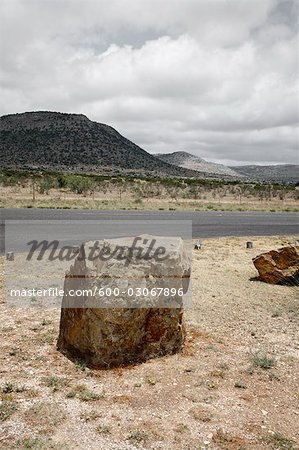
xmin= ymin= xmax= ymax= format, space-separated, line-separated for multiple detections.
xmin=0 ymin=0 xmax=298 ymax=165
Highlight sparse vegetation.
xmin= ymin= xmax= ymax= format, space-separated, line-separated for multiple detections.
xmin=127 ymin=430 xmax=149 ymax=445
xmin=42 ymin=376 xmax=69 ymax=392
xmin=20 ymin=437 xmax=69 ymax=449
xmin=96 ymin=424 xmax=111 ymax=434
xmin=1 ymin=381 xmax=26 ymax=394
xmin=210 ymin=368 xmax=226 ymax=378
xmin=66 ymin=391 xmax=76 ymax=398
xmin=74 ymin=384 xmax=103 ymax=401
xmin=0 ymin=169 xmax=297 ymax=212
xmin=212 ymin=428 xmax=246 ymax=448
xmin=24 ymin=401 xmax=66 ymax=434
xmin=264 ymin=432 xmax=296 ymax=450
xmin=39 ymin=331 xmax=56 ymax=344
xmin=22 ymin=438 xmax=47 ymax=450
xmin=147 ymin=377 xmax=157 ymax=385
xmin=2 ymin=381 xmax=14 ymax=393
xmin=80 ymin=410 xmax=102 ymax=422
xmin=251 ymin=351 xmax=276 ymax=370
xmin=74 ymin=359 xmax=87 ymax=371
xmin=79 ymin=390 xmax=101 ymax=402
xmin=205 ymin=379 xmax=217 ymax=389
xmin=0 ymin=400 xmax=18 ymax=421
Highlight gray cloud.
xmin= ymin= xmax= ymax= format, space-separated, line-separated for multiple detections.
xmin=0 ymin=0 xmax=298 ymax=165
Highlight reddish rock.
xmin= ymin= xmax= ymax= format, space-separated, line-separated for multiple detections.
xmin=252 ymin=245 xmax=299 ymax=284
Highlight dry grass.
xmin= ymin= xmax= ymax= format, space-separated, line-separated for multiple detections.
xmin=24 ymin=402 xmax=66 ymax=435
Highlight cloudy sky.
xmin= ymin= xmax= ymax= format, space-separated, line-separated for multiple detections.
xmin=0 ymin=0 xmax=298 ymax=165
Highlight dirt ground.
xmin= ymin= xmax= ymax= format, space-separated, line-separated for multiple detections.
xmin=0 ymin=236 xmax=298 ymax=450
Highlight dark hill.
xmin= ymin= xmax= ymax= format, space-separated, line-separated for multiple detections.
xmin=0 ymin=111 xmax=210 ymax=178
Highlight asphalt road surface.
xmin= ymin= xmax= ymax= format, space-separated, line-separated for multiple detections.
xmin=0 ymin=208 xmax=298 ymax=253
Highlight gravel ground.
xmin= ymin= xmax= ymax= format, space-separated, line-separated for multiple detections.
xmin=0 ymin=235 xmax=298 ymax=450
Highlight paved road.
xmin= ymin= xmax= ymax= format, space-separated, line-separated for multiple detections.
xmin=0 ymin=208 xmax=298 ymax=253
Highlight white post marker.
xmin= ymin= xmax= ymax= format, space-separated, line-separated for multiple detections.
xmin=194 ymin=240 xmax=202 ymax=250
xmin=6 ymin=252 xmax=14 ymax=261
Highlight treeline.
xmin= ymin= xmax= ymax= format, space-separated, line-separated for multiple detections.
xmin=0 ymin=169 xmax=297 ymax=201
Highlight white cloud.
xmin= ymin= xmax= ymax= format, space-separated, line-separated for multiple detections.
xmin=0 ymin=0 xmax=298 ymax=164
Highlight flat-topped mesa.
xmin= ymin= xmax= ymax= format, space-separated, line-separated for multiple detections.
xmin=0 ymin=111 xmax=91 ymax=131
xmin=57 ymin=235 xmax=191 ymax=368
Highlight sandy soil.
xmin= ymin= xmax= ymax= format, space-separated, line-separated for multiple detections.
xmin=0 ymin=236 xmax=298 ymax=450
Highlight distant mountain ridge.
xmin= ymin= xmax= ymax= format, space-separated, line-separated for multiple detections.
xmin=0 ymin=112 xmax=211 ymax=178
xmin=1 ymin=112 xmax=296 ymax=183
xmin=231 ymin=165 xmax=299 ymax=183
xmin=155 ymin=151 xmax=241 ymax=178
xmin=155 ymin=151 xmax=298 ymax=183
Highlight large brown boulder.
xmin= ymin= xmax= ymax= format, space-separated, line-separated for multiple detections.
xmin=252 ymin=245 xmax=299 ymax=284
xmin=57 ymin=235 xmax=191 ymax=368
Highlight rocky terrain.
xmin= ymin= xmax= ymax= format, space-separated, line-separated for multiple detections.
xmin=0 ymin=112 xmax=218 ymax=180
